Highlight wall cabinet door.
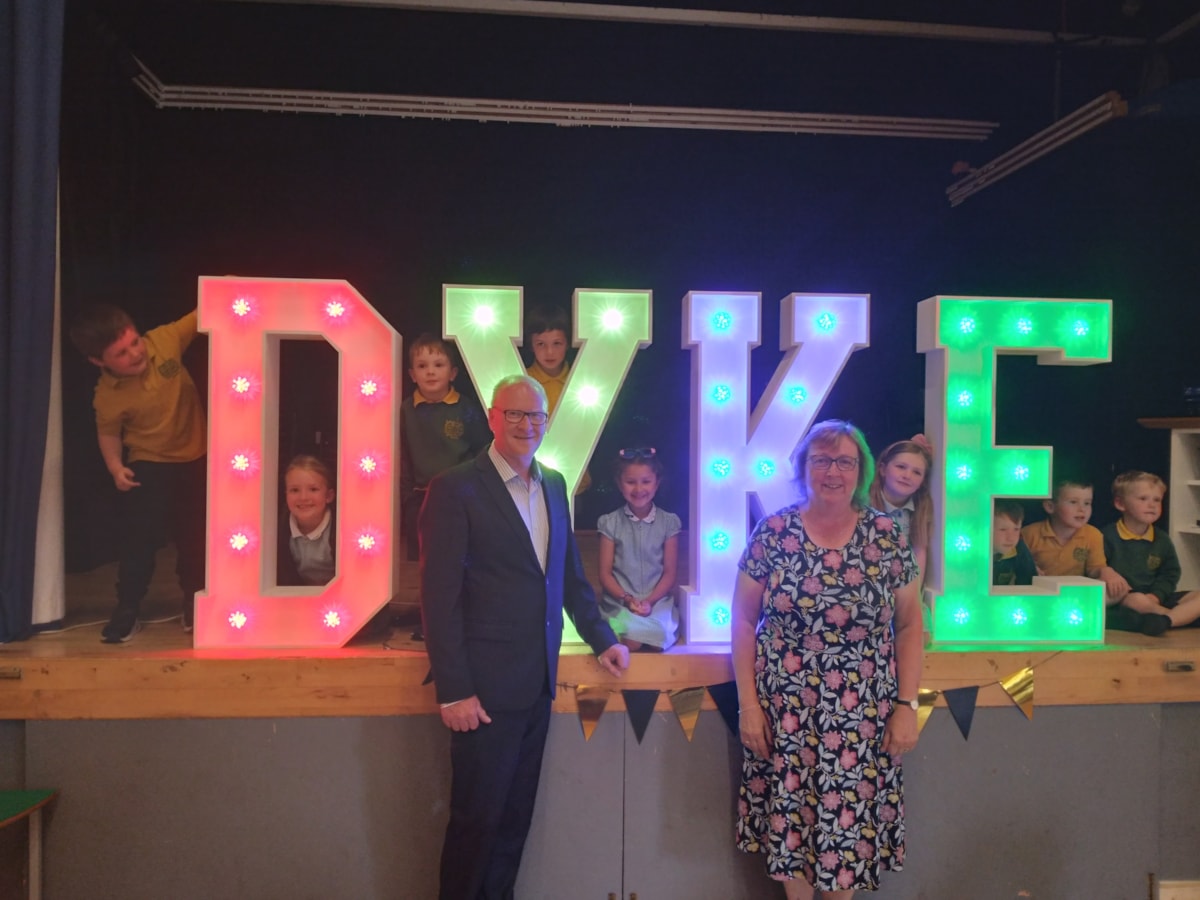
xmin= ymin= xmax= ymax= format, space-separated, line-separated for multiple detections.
xmin=516 ymin=710 xmax=763 ymax=899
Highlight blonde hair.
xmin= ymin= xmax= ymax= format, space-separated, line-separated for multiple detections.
xmin=284 ymin=454 xmax=334 ymax=490
xmin=1111 ymin=470 xmax=1166 ymax=502
xmin=870 ymin=439 xmax=934 ymax=553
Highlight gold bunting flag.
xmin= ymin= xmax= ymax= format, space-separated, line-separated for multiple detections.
xmin=1000 ymin=666 xmax=1035 ymax=719
xmin=574 ymin=685 xmax=610 ymax=741
xmin=668 ymin=687 xmax=705 ymax=741
xmin=916 ymin=688 xmax=940 ymax=734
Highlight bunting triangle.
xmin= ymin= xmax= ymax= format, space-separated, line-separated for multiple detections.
xmin=916 ymin=688 xmax=940 ymax=735
xmin=668 ymin=687 xmax=705 ymax=742
xmin=706 ymin=681 xmax=741 ymax=739
xmin=622 ymin=690 xmax=661 ymax=744
xmin=1000 ymin=666 xmax=1035 ymax=719
xmin=574 ymin=685 xmax=610 ymax=741
xmin=944 ymin=685 xmax=979 ymax=740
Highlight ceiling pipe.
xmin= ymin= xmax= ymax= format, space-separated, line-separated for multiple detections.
xmin=215 ymin=0 xmax=1147 ymax=48
xmin=130 ymin=56 xmax=997 ymax=140
xmin=946 ymin=92 xmax=1127 ymax=205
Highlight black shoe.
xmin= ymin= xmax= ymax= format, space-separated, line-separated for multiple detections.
xmin=101 ymin=607 xmax=142 ymax=643
xmin=1140 ymin=613 xmax=1172 ymax=637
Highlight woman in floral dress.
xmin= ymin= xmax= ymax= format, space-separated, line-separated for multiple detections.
xmin=732 ymin=420 xmax=924 ymax=898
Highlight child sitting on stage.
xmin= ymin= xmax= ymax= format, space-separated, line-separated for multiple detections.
xmin=277 ymin=455 xmax=393 ymax=639
xmin=69 ymin=303 xmax=207 ymax=642
xmin=400 ymin=334 xmax=490 ymax=562
xmin=1102 ymin=471 xmax=1200 ymax=635
xmin=277 ymin=454 xmax=336 ymax=586
xmin=596 ymin=448 xmax=680 ymax=651
xmin=1021 ymin=477 xmax=1126 ymax=599
xmin=992 ymin=499 xmax=1037 ymax=586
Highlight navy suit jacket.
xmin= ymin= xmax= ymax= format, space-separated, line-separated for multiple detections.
xmin=419 ymin=449 xmax=617 ymax=711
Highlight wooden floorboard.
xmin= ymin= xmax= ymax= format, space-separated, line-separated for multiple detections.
xmin=4 ymin=537 xmax=1200 ymax=719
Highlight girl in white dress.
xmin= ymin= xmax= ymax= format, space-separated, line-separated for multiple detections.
xmin=596 ymin=448 xmax=681 ymax=650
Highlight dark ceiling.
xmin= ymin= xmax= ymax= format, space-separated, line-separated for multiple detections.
xmin=75 ymin=0 xmax=1200 ymax=134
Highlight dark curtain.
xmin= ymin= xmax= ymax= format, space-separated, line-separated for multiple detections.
xmin=0 ymin=0 xmax=64 ymax=643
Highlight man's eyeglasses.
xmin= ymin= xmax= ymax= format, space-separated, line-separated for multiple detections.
xmin=808 ymin=455 xmax=859 ymax=472
xmin=618 ymin=447 xmax=657 ymax=460
xmin=500 ymin=409 xmax=549 ymax=426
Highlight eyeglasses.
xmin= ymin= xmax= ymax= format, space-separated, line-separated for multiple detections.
xmin=500 ymin=409 xmax=548 ymax=426
xmin=618 ymin=447 xmax=657 ymax=460
xmin=808 ymin=455 xmax=859 ymax=471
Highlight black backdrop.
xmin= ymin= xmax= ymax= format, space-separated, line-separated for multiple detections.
xmin=57 ymin=0 xmax=1200 ymax=571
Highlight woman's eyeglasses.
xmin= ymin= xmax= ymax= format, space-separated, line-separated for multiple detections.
xmin=808 ymin=455 xmax=859 ymax=471
xmin=618 ymin=447 xmax=657 ymax=460
xmin=501 ymin=409 xmax=549 ymax=426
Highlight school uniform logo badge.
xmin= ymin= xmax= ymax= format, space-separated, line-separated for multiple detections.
xmin=444 ymin=420 xmax=465 ymax=440
xmin=158 ymin=358 xmax=181 ymax=379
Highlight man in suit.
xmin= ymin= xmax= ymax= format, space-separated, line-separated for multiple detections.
xmin=420 ymin=373 xmax=629 ymax=900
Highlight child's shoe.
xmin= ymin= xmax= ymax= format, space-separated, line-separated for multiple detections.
xmin=181 ymin=595 xmax=194 ymax=633
xmin=1139 ymin=613 xmax=1172 ymax=637
xmin=101 ymin=607 xmax=141 ymax=643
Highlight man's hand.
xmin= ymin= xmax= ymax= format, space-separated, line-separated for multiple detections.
xmin=596 ymin=643 xmax=630 ymax=677
xmin=440 ymin=695 xmax=492 ymax=732
xmin=110 ymin=466 xmax=141 ymax=491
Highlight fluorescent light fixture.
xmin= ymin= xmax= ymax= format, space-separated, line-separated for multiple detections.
xmin=130 ymin=57 xmax=997 ymax=141
xmin=946 ymin=92 xmax=1128 ymax=205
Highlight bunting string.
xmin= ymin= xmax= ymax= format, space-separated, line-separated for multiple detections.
xmin=556 ymin=649 xmax=1063 ymax=744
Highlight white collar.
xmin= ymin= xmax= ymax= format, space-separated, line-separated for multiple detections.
xmin=290 ymin=509 xmax=331 ymax=541
xmin=882 ymin=496 xmax=916 ymax=514
xmin=487 ymin=442 xmax=542 ymax=485
xmin=623 ymin=503 xmax=657 ymax=524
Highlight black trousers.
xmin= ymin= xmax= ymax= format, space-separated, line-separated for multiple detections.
xmin=439 ymin=692 xmax=552 ymax=900
xmin=402 ymin=487 xmax=427 ymax=562
xmin=114 ymin=457 xmax=207 ymax=611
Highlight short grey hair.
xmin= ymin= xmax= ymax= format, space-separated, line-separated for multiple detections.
xmin=490 ymin=373 xmax=547 ymax=408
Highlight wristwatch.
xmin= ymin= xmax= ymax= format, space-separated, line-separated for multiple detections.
xmin=898 ymin=697 xmax=919 ymax=711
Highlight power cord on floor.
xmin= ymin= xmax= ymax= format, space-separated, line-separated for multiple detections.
xmin=33 ymin=613 xmax=185 ymax=634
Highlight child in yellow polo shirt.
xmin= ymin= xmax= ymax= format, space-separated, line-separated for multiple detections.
xmin=69 ymin=304 xmax=207 ymax=643
xmin=524 ymin=305 xmax=591 ymax=493
xmin=1021 ymin=478 xmax=1127 ymax=601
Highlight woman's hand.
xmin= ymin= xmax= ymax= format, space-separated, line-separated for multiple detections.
xmin=739 ymin=702 xmax=773 ymax=760
xmin=881 ymin=703 xmax=919 ymax=756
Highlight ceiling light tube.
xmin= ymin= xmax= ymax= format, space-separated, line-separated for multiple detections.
xmin=947 ymin=92 xmax=1126 ymax=205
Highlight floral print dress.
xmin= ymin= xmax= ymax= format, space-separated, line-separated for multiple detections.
xmin=736 ymin=505 xmax=917 ymax=891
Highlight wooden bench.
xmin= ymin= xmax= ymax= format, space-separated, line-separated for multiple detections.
xmin=0 ymin=790 xmax=57 ymax=900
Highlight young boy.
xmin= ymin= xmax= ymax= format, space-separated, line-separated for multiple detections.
xmin=1020 ymin=478 xmax=1126 ymax=599
xmin=400 ymin=335 xmax=490 ymax=562
xmin=69 ymin=304 xmax=207 ymax=642
xmin=524 ymin=305 xmax=590 ymax=491
xmin=524 ymin=305 xmax=571 ymax=411
xmin=1101 ymin=471 xmax=1200 ymax=635
xmin=993 ymin=499 xmax=1036 ymax=586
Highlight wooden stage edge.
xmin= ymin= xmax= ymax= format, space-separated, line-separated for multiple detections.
xmin=6 ymin=538 xmax=1200 ymax=720
xmin=4 ymin=623 xmax=1200 ymax=720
